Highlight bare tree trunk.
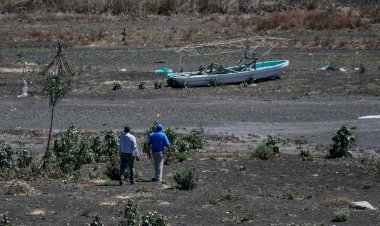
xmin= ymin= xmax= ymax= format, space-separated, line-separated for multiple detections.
xmin=41 ymin=106 xmax=55 ymax=170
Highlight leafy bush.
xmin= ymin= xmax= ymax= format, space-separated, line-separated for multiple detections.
xmin=142 ymin=211 xmax=168 ymax=226
xmin=265 ymin=135 xmax=280 ymax=153
xmin=251 ymin=144 xmax=275 ymax=160
xmin=17 ymin=149 xmax=33 ymax=168
xmin=0 ymin=214 xmax=12 ymax=226
xmin=89 ymin=214 xmax=103 ymax=226
xmin=334 ymin=208 xmax=350 ymax=222
xmin=138 ymin=81 xmax=147 ymax=90
xmin=329 ymin=125 xmax=355 ymax=158
xmin=181 ymin=130 xmax=204 ymax=149
xmin=104 ymin=130 xmax=119 ymax=158
xmin=174 ymin=168 xmax=199 ymax=190
xmin=106 ymin=153 xmax=124 ymax=180
xmin=112 ymin=81 xmax=123 ymax=90
xmin=120 ymin=200 xmax=139 ymax=226
xmin=173 ymin=139 xmax=190 ymax=153
xmin=91 ymin=135 xmax=104 ymax=162
xmin=0 ymin=143 xmax=14 ymax=170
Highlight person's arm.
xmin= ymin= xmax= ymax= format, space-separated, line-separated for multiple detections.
xmin=132 ymin=136 xmax=138 ymax=157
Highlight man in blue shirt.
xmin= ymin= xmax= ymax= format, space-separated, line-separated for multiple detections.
xmin=119 ymin=125 xmax=139 ymax=186
xmin=149 ymin=123 xmax=170 ymax=183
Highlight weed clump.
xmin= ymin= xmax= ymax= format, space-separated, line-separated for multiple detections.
xmin=334 ymin=208 xmax=350 ymax=222
xmin=174 ymin=168 xmax=199 ymax=190
xmin=251 ymin=135 xmax=280 ymax=160
xmin=142 ymin=211 xmax=168 ymax=226
xmin=112 ymin=81 xmax=123 ymax=90
xmin=329 ymin=125 xmax=355 ymax=158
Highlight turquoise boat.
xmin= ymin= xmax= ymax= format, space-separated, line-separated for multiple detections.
xmin=167 ymin=60 xmax=289 ymax=87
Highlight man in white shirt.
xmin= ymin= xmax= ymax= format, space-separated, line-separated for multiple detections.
xmin=119 ymin=125 xmax=139 ymax=186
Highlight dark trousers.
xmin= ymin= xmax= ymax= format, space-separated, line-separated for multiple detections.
xmin=119 ymin=153 xmax=135 ymax=183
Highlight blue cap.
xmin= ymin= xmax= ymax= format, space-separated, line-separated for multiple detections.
xmin=124 ymin=125 xmax=131 ymax=133
xmin=156 ymin=124 xmax=163 ymax=131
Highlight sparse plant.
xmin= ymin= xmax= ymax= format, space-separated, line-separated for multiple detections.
xmin=40 ymin=42 xmax=73 ymax=170
xmin=329 ymin=125 xmax=355 ymax=158
xmin=300 ymin=150 xmax=314 ymax=161
xmin=138 ymin=81 xmax=147 ymax=90
xmin=142 ymin=211 xmax=168 ymax=226
xmin=334 ymin=208 xmax=350 ymax=222
xmin=0 ymin=214 xmax=12 ymax=226
xmin=154 ymin=81 xmax=162 ymax=89
xmin=0 ymin=143 xmax=14 ymax=170
xmin=174 ymin=168 xmax=199 ymax=190
xmin=173 ymin=139 xmax=190 ymax=153
xmin=239 ymin=81 xmax=248 ymax=88
xmin=89 ymin=214 xmax=104 ymax=226
xmin=120 ymin=200 xmax=139 ymax=226
xmin=181 ymin=130 xmax=204 ymax=149
xmin=17 ymin=149 xmax=33 ymax=168
xmin=112 ymin=81 xmax=123 ymax=90
xmin=177 ymin=151 xmax=189 ymax=162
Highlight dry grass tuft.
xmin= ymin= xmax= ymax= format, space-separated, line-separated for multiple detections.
xmin=5 ymin=181 xmax=41 ymax=196
xmin=325 ymin=197 xmax=351 ymax=208
xmin=255 ymin=10 xmax=365 ymax=30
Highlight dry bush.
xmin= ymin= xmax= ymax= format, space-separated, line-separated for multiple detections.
xmin=5 ymin=181 xmax=41 ymax=196
xmin=325 ymin=197 xmax=350 ymax=208
xmin=255 ymin=10 xmax=365 ymax=30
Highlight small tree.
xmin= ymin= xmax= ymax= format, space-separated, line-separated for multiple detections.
xmin=329 ymin=125 xmax=356 ymax=158
xmin=40 ymin=41 xmax=74 ymax=169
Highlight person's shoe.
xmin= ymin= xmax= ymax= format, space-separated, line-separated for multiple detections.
xmin=119 ymin=180 xmax=124 ymax=186
xmin=151 ymin=177 xmax=157 ymax=182
xmin=130 ymin=181 xmax=135 ymax=185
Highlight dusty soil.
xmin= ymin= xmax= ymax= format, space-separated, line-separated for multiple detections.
xmin=0 ymin=10 xmax=380 ymax=226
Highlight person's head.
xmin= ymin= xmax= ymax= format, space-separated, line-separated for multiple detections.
xmin=156 ymin=124 xmax=163 ymax=132
xmin=124 ymin=125 xmax=131 ymax=133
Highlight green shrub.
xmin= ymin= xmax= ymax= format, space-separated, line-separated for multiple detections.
xmin=112 ymin=81 xmax=123 ymax=90
xmin=334 ymin=208 xmax=350 ymax=222
xmin=251 ymin=144 xmax=275 ymax=160
xmin=120 ymin=200 xmax=139 ymax=226
xmin=0 ymin=143 xmax=14 ymax=170
xmin=138 ymin=81 xmax=147 ymax=90
xmin=17 ymin=149 xmax=33 ymax=168
xmin=174 ymin=168 xmax=199 ymax=190
xmin=173 ymin=139 xmax=190 ymax=153
xmin=265 ymin=135 xmax=280 ymax=153
xmin=181 ymin=130 xmax=204 ymax=149
xmin=177 ymin=151 xmax=189 ymax=162
xmin=91 ymin=135 xmax=104 ymax=162
xmin=329 ymin=125 xmax=355 ymax=158
xmin=0 ymin=214 xmax=12 ymax=226
xmin=142 ymin=211 xmax=168 ymax=226
xmin=89 ymin=214 xmax=104 ymax=226
xmin=104 ymin=130 xmax=118 ymax=158
xmin=106 ymin=153 xmax=124 ymax=180
xmin=154 ymin=81 xmax=162 ymax=89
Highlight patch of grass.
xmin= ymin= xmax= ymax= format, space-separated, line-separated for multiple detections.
xmin=174 ymin=168 xmax=199 ymax=190
xmin=177 ymin=151 xmax=189 ymax=162
xmin=333 ymin=208 xmax=350 ymax=222
xmin=136 ymin=187 xmax=154 ymax=194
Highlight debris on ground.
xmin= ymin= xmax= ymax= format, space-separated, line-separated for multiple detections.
xmin=320 ymin=63 xmax=346 ymax=72
xmin=349 ymin=201 xmax=377 ymax=210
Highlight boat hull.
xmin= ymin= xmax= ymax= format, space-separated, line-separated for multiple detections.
xmin=167 ymin=60 xmax=289 ymax=87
